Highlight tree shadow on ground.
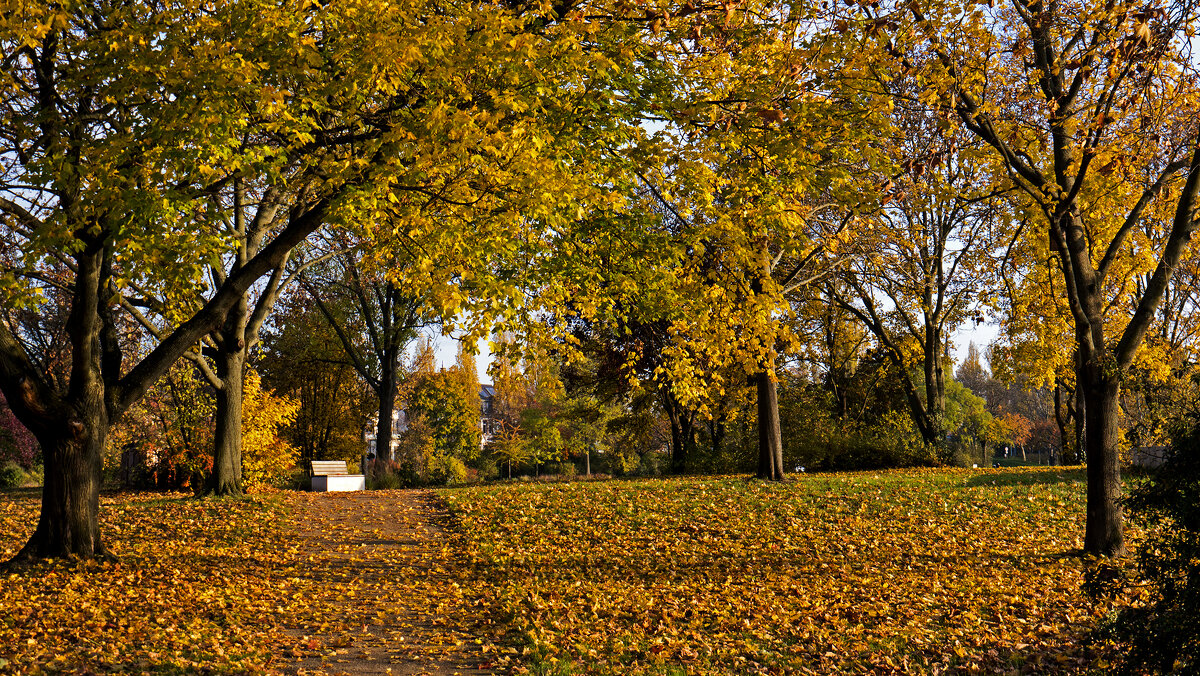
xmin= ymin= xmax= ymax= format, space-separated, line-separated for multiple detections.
xmin=964 ymin=468 xmax=1086 ymax=488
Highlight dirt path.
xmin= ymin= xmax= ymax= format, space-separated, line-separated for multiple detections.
xmin=272 ymin=490 xmax=495 ymax=676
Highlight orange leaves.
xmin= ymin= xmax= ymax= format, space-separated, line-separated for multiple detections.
xmin=444 ymin=469 xmax=1123 ymax=674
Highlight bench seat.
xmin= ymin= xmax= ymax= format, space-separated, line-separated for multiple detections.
xmin=310 ymin=460 xmax=365 ymax=492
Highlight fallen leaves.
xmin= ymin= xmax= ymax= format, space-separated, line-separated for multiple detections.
xmin=443 ymin=468 xmax=1126 ymax=674
xmin=0 ymin=468 xmax=1132 ymax=674
xmin=0 ymin=489 xmax=484 ymax=675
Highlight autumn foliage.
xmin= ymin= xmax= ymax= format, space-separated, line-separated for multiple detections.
xmin=444 ymin=469 xmax=1125 ymax=674
xmin=0 ymin=468 xmax=1136 ymax=674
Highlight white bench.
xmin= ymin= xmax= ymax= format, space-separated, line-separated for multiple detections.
xmin=310 ymin=460 xmax=365 ymax=492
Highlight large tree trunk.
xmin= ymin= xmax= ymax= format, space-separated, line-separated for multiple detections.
xmin=755 ymin=370 xmax=784 ymax=481
xmin=209 ymin=345 xmax=246 ymax=496
xmin=1082 ymin=370 xmax=1125 ymax=556
xmin=11 ymin=418 xmax=108 ymax=562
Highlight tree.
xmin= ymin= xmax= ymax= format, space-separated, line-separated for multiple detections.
xmin=0 ymin=0 xmax=644 ymax=561
xmin=956 ymin=343 xmax=989 ymax=398
xmin=825 ymin=95 xmax=1006 ymax=451
xmin=874 ymin=0 xmax=1200 ymax=556
xmin=257 ymin=293 xmax=374 ymax=467
xmin=299 ymin=236 xmax=432 ymax=462
xmin=117 ymin=205 xmax=335 ymax=496
xmin=407 ymin=369 xmax=482 ymax=463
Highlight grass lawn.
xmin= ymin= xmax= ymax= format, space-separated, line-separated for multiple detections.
xmin=442 ymin=467 xmax=1123 ymax=675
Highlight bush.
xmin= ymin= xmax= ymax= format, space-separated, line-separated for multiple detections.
xmin=471 ymin=456 xmax=499 ymax=481
xmin=0 ymin=461 xmax=26 ymax=489
xmin=368 ymin=459 xmax=420 ymax=490
xmin=636 ymin=451 xmax=665 ymax=476
xmin=428 ymin=455 xmax=467 ymax=486
xmin=550 ymin=461 xmax=577 ymax=478
xmin=1095 ymin=423 xmax=1200 ymax=673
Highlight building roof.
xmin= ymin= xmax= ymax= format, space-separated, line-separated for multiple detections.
xmin=479 ymin=383 xmax=495 ymax=399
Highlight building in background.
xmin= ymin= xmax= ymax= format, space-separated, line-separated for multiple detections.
xmin=479 ymin=383 xmax=496 ymax=447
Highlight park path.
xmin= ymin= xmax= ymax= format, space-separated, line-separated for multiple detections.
xmin=273 ymin=490 xmax=495 ymax=676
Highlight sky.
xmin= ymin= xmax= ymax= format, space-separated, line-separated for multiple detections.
xmin=951 ymin=320 xmax=999 ymax=372
xmin=426 ymin=329 xmax=494 ymax=384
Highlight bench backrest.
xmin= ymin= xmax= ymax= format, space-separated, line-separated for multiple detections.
xmin=311 ymin=460 xmax=349 ymax=476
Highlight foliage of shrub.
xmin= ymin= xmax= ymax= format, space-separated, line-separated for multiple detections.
xmin=368 ymin=459 xmax=419 ymax=489
xmin=428 ymin=455 xmax=467 ymax=486
xmin=0 ymin=392 xmax=37 ymax=469
xmin=22 ymin=464 xmax=43 ymax=487
xmin=0 ymin=461 xmax=26 ymax=489
xmin=470 ymin=456 xmax=499 ymax=481
xmin=1095 ymin=423 xmax=1200 ymax=673
xmin=549 ymin=461 xmax=577 ymax=478
xmin=636 ymin=451 xmax=666 ymax=476
xmin=241 ymin=371 xmax=301 ymax=491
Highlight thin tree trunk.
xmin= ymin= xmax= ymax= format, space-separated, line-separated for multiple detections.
xmin=663 ymin=388 xmax=694 ymax=474
xmin=1053 ymin=382 xmax=1072 ymax=465
xmin=710 ymin=416 xmax=726 ymax=462
xmin=755 ymin=370 xmax=784 ymax=481
xmin=1075 ymin=354 xmax=1087 ymax=467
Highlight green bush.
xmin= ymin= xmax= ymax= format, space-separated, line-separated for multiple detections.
xmin=471 ymin=456 xmax=499 ymax=481
xmin=1094 ymin=423 xmax=1200 ymax=673
xmin=368 ymin=459 xmax=419 ymax=489
xmin=636 ymin=452 xmax=665 ymax=476
xmin=428 ymin=455 xmax=467 ymax=486
xmin=550 ymin=461 xmax=577 ymax=478
xmin=0 ymin=461 xmax=26 ymax=489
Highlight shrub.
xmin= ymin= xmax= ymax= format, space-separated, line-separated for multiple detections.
xmin=636 ymin=451 xmax=665 ymax=476
xmin=368 ymin=459 xmax=419 ymax=490
xmin=1095 ymin=423 xmax=1200 ymax=673
xmin=471 ymin=456 xmax=499 ymax=481
xmin=428 ymin=455 xmax=467 ymax=486
xmin=240 ymin=370 xmax=301 ymax=492
xmin=551 ymin=461 xmax=577 ymax=478
xmin=0 ymin=461 xmax=26 ymax=489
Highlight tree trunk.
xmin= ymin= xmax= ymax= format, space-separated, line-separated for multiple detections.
xmin=1074 ymin=355 xmax=1087 ymax=467
xmin=755 ymin=370 xmax=784 ymax=481
xmin=209 ymin=346 xmax=246 ymax=496
xmin=710 ymin=416 xmax=726 ymax=461
xmin=1082 ymin=373 xmax=1126 ymax=556
xmin=10 ymin=411 xmax=108 ymax=562
xmin=663 ymin=388 xmax=694 ymax=474
xmin=922 ymin=303 xmax=946 ymax=445
xmin=376 ymin=372 xmax=397 ymax=462
xmin=1053 ymin=382 xmax=1072 ymax=465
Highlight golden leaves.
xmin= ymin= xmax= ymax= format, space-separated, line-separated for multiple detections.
xmin=0 ymin=489 xmax=486 ymax=674
xmin=445 ymin=469 xmax=1124 ymax=674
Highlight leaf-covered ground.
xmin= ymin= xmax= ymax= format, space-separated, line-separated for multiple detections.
xmin=1 ymin=469 xmax=1127 ymax=674
xmin=0 ymin=488 xmax=487 ymax=675
xmin=442 ymin=468 xmax=1125 ymax=675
